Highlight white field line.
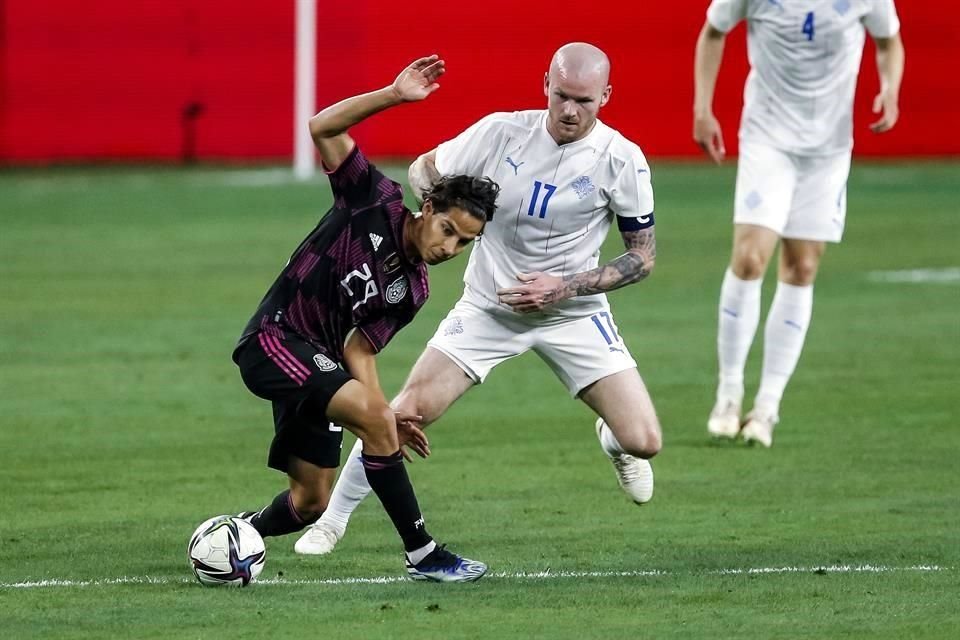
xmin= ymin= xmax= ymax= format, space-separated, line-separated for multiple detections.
xmin=0 ymin=564 xmax=947 ymax=590
xmin=867 ymin=267 xmax=960 ymax=283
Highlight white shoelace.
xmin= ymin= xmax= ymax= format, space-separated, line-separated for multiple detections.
xmin=612 ymin=455 xmax=642 ymax=484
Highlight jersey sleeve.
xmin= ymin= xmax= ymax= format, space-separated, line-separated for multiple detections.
xmin=326 ymin=144 xmax=394 ymax=207
xmin=610 ymin=152 xmax=655 ymax=229
xmin=706 ymin=0 xmax=748 ymax=33
xmin=434 ymin=113 xmax=504 ymax=176
xmin=862 ymin=0 xmax=900 ymax=38
xmin=356 ymin=314 xmax=408 ymax=354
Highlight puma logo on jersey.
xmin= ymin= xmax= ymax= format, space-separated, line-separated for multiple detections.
xmin=369 ymin=233 xmax=383 ymax=252
xmin=505 ymin=156 xmax=525 ymax=175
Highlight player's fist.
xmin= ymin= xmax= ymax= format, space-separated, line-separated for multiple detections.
xmin=392 ymin=55 xmax=446 ymax=103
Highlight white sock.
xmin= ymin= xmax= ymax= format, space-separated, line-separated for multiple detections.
xmin=717 ymin=268 xmax=762 ymax=404
xmin=598 ymin=419 xmax=625 ymax=456
xmin=317 ymin=439 xmax=371 ymax=531
xmin=756 ymin=281 xmax=814 ymax=415
xmin=406 ymin=540 xmax=437 ymax=565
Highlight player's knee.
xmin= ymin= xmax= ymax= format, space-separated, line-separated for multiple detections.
xmin=394 ymin=384 xmax=439 ymax=426
xmin=357 ymin=405 xmax=399 ymax=454
xmin=781 ymin=256 xmax=819 ymax=285
xmin=618 ymin=423 xmax=662 ymax=459
xmin=731 ymin=249 xmax=768 ymax=280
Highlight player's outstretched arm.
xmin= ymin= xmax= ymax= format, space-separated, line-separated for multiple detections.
xmin=496 ymin=227 xmax=656 ymax=313
xmin=308 ymin=55 xmax=446 ymax=171
xmin=870 ymin=33 xmax=905 ymax=134
xmin=693 ymin=22 xmax=727 ymax=164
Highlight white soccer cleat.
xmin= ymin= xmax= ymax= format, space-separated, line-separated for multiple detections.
xmin=741 ymin=408 xmax=778 ymax=448
xmin=708 ymin=398 xmax=742 ymax=439
xmin=595 ymin=418 xmax=654 ymax=505
xmin=294 ymin=521 xmax=344 ymax=555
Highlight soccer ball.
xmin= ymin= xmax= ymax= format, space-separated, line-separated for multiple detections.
xmin=187 ymin=515 xmax=266 ymax=587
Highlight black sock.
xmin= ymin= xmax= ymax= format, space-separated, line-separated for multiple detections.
xmin=248 ymin=490 xmax=316 ymax=538
xmin=361 ymin=451 xmax=433 ymax=553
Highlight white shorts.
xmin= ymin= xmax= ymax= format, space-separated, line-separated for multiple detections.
xmin=734 ymin=141 xmax=852 ymax=243
xmin=427 ymin=292 xmax=637 ymax=397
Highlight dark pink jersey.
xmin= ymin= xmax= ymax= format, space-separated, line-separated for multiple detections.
xmin=235 ymin=145 xmax=429 ymax=362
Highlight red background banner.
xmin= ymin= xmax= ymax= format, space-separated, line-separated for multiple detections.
xmin=0 ymin=1 xmax=955 ymax=162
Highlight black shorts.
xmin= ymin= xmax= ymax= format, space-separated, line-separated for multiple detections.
xmin=235 ymin=328 xmax=352 ymax=472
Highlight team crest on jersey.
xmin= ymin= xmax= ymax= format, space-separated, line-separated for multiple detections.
xmin=443 ymin=317 xmax=464 ymax=337
xmin=385 ymin=277 xmax=408 ymax=304
xmin=313 ymin=353 xmax=338 ymax=372
xmin=571 ymin=176 xmax=595 ymax=200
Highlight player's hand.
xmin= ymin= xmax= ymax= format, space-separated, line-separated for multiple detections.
xmin=391 ymin=55 xmax=446 ymax=103
xmin=497 ymin=272 xmax=567 ymax=314
xmin=694 ymin=112 xmax=726 ymax=164
xmin=870 ymin=88 xmax=899 ymax=134
xmin=395 ymin=411 xmax=430 ymax=461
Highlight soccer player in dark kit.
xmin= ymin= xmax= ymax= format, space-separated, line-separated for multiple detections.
xmin=231 ymin=55 xmax=499 ymax=582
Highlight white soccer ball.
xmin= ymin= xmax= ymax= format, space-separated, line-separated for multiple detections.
xmin=187 ymin=515 xmax=266 ymax=587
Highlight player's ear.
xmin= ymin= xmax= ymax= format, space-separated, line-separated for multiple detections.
xmin=416 ymin=199 xmax=433 ymax=219
xmin=600 ymin=85 xmax=612 ymax=107
xmin=543 ymin=72 xmax=550 ymax=97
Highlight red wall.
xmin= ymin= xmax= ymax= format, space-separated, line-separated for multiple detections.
xmin=1 ymin=1 xmax=956 ymax=162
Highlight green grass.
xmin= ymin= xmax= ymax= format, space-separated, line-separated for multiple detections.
xmin=1 ymin=161 xmax=958 ymax=639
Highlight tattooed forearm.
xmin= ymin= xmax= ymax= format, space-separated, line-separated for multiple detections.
xmin=545 ymin=228 xmax=656 ymax=303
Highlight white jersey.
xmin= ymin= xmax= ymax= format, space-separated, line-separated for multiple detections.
xmin=435 ymin=110 xmax=654 ymax=321
xmin=707 ymin=0 xmax=900 ymax=155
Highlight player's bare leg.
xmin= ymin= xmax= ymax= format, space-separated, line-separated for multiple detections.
xmin=710 ymin=224 xmax=779 ymax=438
xmin=296 ymin=348 xmax=474 ymax=555
xmin=580 ymin=368 xmax=662 ymax=504
xmin=744 ymin=238 xmax=824 ymax=447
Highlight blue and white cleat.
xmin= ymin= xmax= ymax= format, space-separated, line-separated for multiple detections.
xmin=405 ymin=544 xmax=487 ymax=583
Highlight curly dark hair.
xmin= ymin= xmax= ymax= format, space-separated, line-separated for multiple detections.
xmin=423 ymin=175 xmax=500 ymax=224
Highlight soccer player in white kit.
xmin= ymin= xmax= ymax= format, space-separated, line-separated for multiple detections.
xmin=295 ymin=42 xmax=663 ymax=555
xmin=694 ymin=0 xmax=905 ymax=446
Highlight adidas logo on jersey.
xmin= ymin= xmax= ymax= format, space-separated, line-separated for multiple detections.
xmin=369 ymin=233 xmax=383 ymax=252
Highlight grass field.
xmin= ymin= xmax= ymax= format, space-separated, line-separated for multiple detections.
xmin=1 ymin=161 xmax=958 ymax=639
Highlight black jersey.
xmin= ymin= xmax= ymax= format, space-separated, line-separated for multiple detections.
xmin=235 ymin=145 xmax=429 ymax=363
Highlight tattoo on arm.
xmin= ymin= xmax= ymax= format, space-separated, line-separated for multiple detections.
xmin=545 ymin=228 xmax=656 ymax=303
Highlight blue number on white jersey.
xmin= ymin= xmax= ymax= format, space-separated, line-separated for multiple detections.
xmin=591 ymin=312 xmax=624 ymax=353
xmin=802 ymin=11 xmax=815 ymax=41
xmin=527 ymin=181 xmax=557 ymax=219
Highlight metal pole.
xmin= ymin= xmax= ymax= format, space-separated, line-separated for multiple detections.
xmin=293 ymin=0 xmax=316 ymax=180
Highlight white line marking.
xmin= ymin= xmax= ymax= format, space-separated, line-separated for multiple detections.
xmin=867 ymin=267 xmax=960 ymax=284
xmin=0 ymin=565 xmax=946 ymax=590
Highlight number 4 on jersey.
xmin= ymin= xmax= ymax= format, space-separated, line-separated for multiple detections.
xmin=802 ymin=11 xmax=815 ymax=41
